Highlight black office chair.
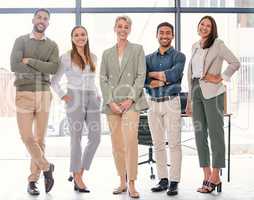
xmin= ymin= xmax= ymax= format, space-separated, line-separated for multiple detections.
xmin=179 ymin=92 xmax=188 ymax=114
xmin=138 ymin=113 xmax=156 ymax=179
xmin=138 ymin=92 xmax=188 ymax=179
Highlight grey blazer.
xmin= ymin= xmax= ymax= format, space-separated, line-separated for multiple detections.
xmin=100 ymin=41 xmax=148 ymax=114
xmin=187 ymin=39 xmax=240 ymax=100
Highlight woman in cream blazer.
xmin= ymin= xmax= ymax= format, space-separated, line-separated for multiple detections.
xmin=185 ymin=16 xmax=240 ymax=193
xmin=100 ymin=15 xmax=147 ymax=199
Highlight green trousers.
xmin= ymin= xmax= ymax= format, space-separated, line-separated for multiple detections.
xmin=192 ymin=79 xmax=225 ymax=168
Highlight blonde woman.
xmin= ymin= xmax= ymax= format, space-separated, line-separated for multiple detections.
xmin=100 ymin=15 xmax=147 ymax=198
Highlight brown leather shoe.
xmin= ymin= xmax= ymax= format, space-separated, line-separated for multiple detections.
xmin=27 ymin=182 xmax=40 ymax=196
xmin=43 ymin=163 xmax=54 ymax=193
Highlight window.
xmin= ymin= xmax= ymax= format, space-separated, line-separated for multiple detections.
xmin=82 ymin=0 xmax=174 ymax=7
xmin=0 ymin=0 xmax=75 ymax=8
xmin=180 ymin=0 xmax=254 ymax=7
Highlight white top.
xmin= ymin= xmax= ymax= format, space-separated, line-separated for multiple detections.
xmin=118 ymin=55 xmax=123 ymax=68
xmin=191 ymin=44 xmax=206 ymax=79
xmin=51 ymin=51 xmax=98 ymax=98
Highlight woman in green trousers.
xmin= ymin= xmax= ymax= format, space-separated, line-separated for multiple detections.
xmin=185 ymin=16 xmax=240 ymax=193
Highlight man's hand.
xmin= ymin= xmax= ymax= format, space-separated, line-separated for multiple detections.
xmin=150 ymin=80 xmax=165 ymax=88
xmin=118 ymin=99 xmax=133 ymax=112
xmin=22 ymin=58 xmax=30 ymax=65
xmin=203 ymin=73 xmax=223 ymax=84
xmin=109 ymin=102 xmax=123 ymax=114
xmin=148 ymin=71 xmax=166 ymax=82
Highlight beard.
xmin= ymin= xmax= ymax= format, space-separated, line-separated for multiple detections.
xmin=160 ymin=44 xmax=170 ymax=48
xmin=159 ymin=39 xmax=171 ymax=48
xmin=160 ymin=42 xmax=171 ymax=48
xmin=33 ymin=24 xmax=46 ymax=33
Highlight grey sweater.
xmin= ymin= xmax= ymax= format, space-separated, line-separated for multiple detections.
xmin=10 ymin=34 xmax=59 ymax=91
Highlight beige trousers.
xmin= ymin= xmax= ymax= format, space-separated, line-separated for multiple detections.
xmin=15 ymin=91 xmax=51 ymax=182
xmin=147 ymin=96 xmax=182 ymax=182
xmin=107 ymin=111 xmax=140 ymax=181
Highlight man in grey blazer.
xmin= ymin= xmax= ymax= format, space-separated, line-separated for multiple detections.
xmin=100 ymin=15 xmax=147 ymax=198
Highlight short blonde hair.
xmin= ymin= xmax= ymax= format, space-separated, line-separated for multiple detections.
xmin=114 ymin=15 xmax=132 ymax=27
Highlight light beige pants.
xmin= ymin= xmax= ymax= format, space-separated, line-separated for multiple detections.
xmin=15 ymin=91 xmax=51 ymax=182
xmin=147 ymin=96 xmax=182 ymax=182
xmin=107 ymin=111 xmax=140 ymax=181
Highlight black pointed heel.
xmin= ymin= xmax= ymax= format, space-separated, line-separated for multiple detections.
xmin=206 ymin=182 xmax=222 ymax=193
xmin=68 ymin=175 xmax=90 ymax=193
xmin=68 ymin=175 xmax=73 ymax=182
xmin=216 ymin=182 xmax=222 ymax=193
xmin=74 ymin=181 xmax=90 ymax=193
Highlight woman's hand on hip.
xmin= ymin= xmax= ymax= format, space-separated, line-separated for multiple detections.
xmin=203 ymin=73 xmax=223 ymax=84
xmin=62 ymin=95 xmax=72 ymax=103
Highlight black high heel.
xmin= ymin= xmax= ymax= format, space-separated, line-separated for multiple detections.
xmin=197 ymin=180 xmax=209 ymax=193
xmin=74 ymin=181 xmax=90 ymax=193
xmin=206 ymin=181 xmax=222 ymax=193
xmin=68 ymin=175 xmax=90 ymax=193
xmin=68 ymin=175 xmax=73 ymax=182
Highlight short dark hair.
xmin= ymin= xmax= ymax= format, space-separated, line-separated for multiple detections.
xmin=198 ymin=16 xmax=218 ymax=49
xmin=34 ymin=8 xmax=50 ymax=18
xmin=156 ymin=22 xmax=174 ymax=35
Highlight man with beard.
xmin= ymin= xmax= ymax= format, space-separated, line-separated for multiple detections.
xmin=145 ymin=22 xmax=185 ymax=196
xmin=10 ymin=8 xmax=59 ymax=195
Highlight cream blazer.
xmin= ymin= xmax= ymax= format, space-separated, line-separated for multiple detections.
xmin=187 ymin=39 xmax=240 ymax=100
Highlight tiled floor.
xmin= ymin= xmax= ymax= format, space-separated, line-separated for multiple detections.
xmin=0 ymin=155 xmax=253 ymax=200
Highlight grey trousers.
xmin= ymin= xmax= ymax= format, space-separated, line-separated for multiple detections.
xmin=192 ymin=79 xmax=225 ymax=168
xmin=66 ymin=89 xmax=101 ymax=172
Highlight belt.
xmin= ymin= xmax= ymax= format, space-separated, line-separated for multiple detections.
xmin=150 ymin=94 xmax=178 ymax=102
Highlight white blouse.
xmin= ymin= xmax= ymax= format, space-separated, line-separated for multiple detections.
xmin=51 ymin=51 xmax=98 ymax=98
xmin=118 ymin=55 xmax=123 ymax=68
xmin=191 ymin=44 xmax=206 ymax=79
